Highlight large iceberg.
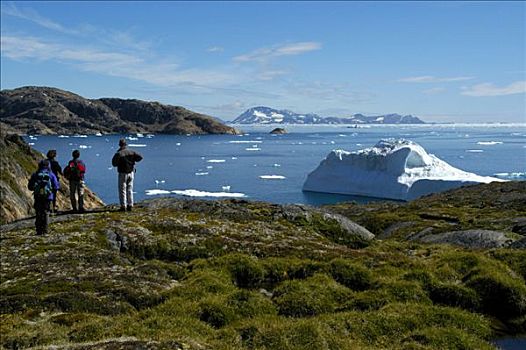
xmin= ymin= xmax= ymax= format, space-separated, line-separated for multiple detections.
xmin=303 ymin=139 xmax=503 ymax=201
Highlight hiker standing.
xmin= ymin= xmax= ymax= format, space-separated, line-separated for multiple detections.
xmin=28 ymin=160 xmax=59 ymax=235
xmin=46 ymin=149 xmax=62 ymax=214
xmin=112 ymin=138 xmax=143 ymax=211
xmin=63 ymin=150 xmax=86 ymax=213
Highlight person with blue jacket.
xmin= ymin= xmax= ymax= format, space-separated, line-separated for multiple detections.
xmin=28 ymin=159 xmax=60 ymax=235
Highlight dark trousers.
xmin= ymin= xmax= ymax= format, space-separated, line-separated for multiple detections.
xmin=35 ymin=199 xmax=50 ymax=235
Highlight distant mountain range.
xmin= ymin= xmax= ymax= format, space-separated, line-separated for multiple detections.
xmin=0 ymin=86 xmax=240 ymax=135
xmin=232 ymin=106 xmax=425 ymax=125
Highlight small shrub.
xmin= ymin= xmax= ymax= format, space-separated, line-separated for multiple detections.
xmin=380 ymin=281 xmax=431 ymax=304
xmin=273 ymin=274 xmax=351 ymax=317
xmin=465 ymin=267 xmax=526 ymax=319
xmin=403 ymin=269 xmax=436 ymax=288
xmin=428 ymin=283 xmax=480 ymax=311
xmin=198 ymin=297 xmax=236 ymax=328
xmin=329 ymin=258 xmax=374 ymax=291
xmin=262 ymin=258 xmax=323 ymax=285
xmin=221 ymin=254 xmax=265 ymax=288
xmin=403 ymin=327 xmax=494 ymax=350
xmin=227 ymin=290 xmax=277 ymax=318
xmin=178 ymin=269 xmax=235 ymax=299
xmin=348 ymin=290 xmax=389 ymax=311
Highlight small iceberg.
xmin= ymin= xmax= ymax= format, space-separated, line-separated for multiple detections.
xmin=303 ymin=139 xmax=503 ymax=201
xmin=171 ymin=189 xmax=246 ymax=198
xmin=95 ymin=132 xmax=103 ymax=137
xmin=128 ymin=144 xmax=147 ymax=147
xmin=477 ymin=141 xmax=503 ymax=145
xmin=207 ymin=159 xmax=226 ymax=163
xmin=260 ymin=175 xmax=286 ymax=180
xmin=228 ymin=140 xmax=263 ymax=144
xmin=146 ymin=189 xmax=171 ymax=196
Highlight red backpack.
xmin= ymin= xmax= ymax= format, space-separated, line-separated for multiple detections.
xmin=64 ymin=160 xmax=85 ymax=181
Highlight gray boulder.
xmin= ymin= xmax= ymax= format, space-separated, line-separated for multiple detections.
xmin=413 ymin=229 xmax=514 ymax=249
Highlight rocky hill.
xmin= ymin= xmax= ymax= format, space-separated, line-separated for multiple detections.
xmin=233 ymin=106 xmax=425 ymax=125
xmin=0 ymin=132 xmax=104 ymax=224
xmin=0 ymin=86 xmax=240 ymax=135
xmin=0 ymin=181 xmax=525 ymax=349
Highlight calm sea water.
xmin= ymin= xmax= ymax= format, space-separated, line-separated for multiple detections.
xmin=26 ymin=124 xmax=526 ymax=206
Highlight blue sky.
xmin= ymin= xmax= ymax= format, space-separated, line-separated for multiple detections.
xmin=1 ymin=1 xmax=525 ymax=122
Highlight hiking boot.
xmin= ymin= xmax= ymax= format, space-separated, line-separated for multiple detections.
xmin=126 ymin=206 xmax=133 ymax=212
xmin=119 ymin=206 xmax=126 ymax=212
xmin=78 ymin=208 xmax=85 ymax=213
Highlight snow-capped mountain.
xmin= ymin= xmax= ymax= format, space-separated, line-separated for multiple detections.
xmin=232 ymin=107 xmax=323 ymax=124
xmin=232 ymin=107 xmax=425 ymax=124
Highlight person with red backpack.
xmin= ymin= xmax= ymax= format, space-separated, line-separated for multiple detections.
xmin=63 ymin=150 xmax=86 ymax=213
xmin=28 ymin=159 xmax=59 ymax=235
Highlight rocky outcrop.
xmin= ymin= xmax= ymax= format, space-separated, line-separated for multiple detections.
xmin=0 ymin=132 xmax=104 ymax=224
xmin=409 ymin=229 xmax=514 ymax=249
xmin=0 ymin=86 xmax=240 ymax=135
xmin=270 ymin=128 xmax=287 ymax=134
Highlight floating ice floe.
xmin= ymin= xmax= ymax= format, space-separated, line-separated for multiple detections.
xmin=245 ymin=148 xmax=261 ymax=151
xmin=303 ymin=139 xmax=503 ymax=201
xmin=128 ymin=144 xmax=147 ymax=147
xmin=273 ymin=164 xmax=281 ymax=167
xmin=222 ymin=185 xmax=231 ymax=191
xmin=477 ymin=141 xmax=503 ymax=145
xmin=127 ymin=137 xmax=139 ymax=141
xmin=231 ymin=157 xmax=238 ymax=160
xmin=136 ymin=133 xmax=144 ymax=138
xmin=493 ymin=172 xmax=526 ymax=179
xmin=73 ymin=135 xmax=88 ymax=138
xmin=79 ymin=145 xmax=91 ymax=149
xmin=155 ymin=180 xmax=166 ymax=185
xmin=207 ymin=159 xmax=226 ymax=163
xmin=58 ymin=135 xmax=69 ymax=138
xmin=146 ymin=134 xmax=155 ymax=138
xmin=466 ymin=149 xmax=484 ymax=153
xmin=171 ymin=189 xmax=246 ymax=198
xmin=28 ymin=142 xmax=35 ymax=146
xmin=195 ymin=172 xmax=209 ymax=176
xmin=206 ymin=166 xmax=213 ymax=169
xmin=228 ymin=140 xmax=263 ymax=144
xmin=176 ymin=143 xmax=181 ymax=146
xmin=145 ymin=189 xmax=171 ymax=196
xmin=95 ymin=132 xmax=103 ymax=137
xmin=260 ymin=175 xmax=286 ymax=180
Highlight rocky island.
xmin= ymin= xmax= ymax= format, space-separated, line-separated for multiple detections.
xmin=0 ymin=86 xmax=240 ymax=135
xmin=1 ymin=137 xmax=525 ymax=349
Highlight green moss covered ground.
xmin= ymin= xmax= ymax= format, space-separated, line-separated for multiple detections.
xmin=1 ymin=182 xmax=525 ymax=349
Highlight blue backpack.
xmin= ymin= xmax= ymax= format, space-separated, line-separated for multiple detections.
xmin=34 ymin=171 xmax=52 ymax=199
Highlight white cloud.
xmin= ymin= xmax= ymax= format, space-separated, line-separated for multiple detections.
xmin=1 ymin=2 xmax=78 ymax=35
xmin=0 ymin=35 xmax=236 ymax=88
xmin=461 ymin=81 xmax=526 ymax=97
xmin=398 ymin=75 xmax=474 ymax=83
xmin=233 ymin=42 xmax=321 ymax=62
xmin=207 ymin=46 xmax=224 ymax=53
